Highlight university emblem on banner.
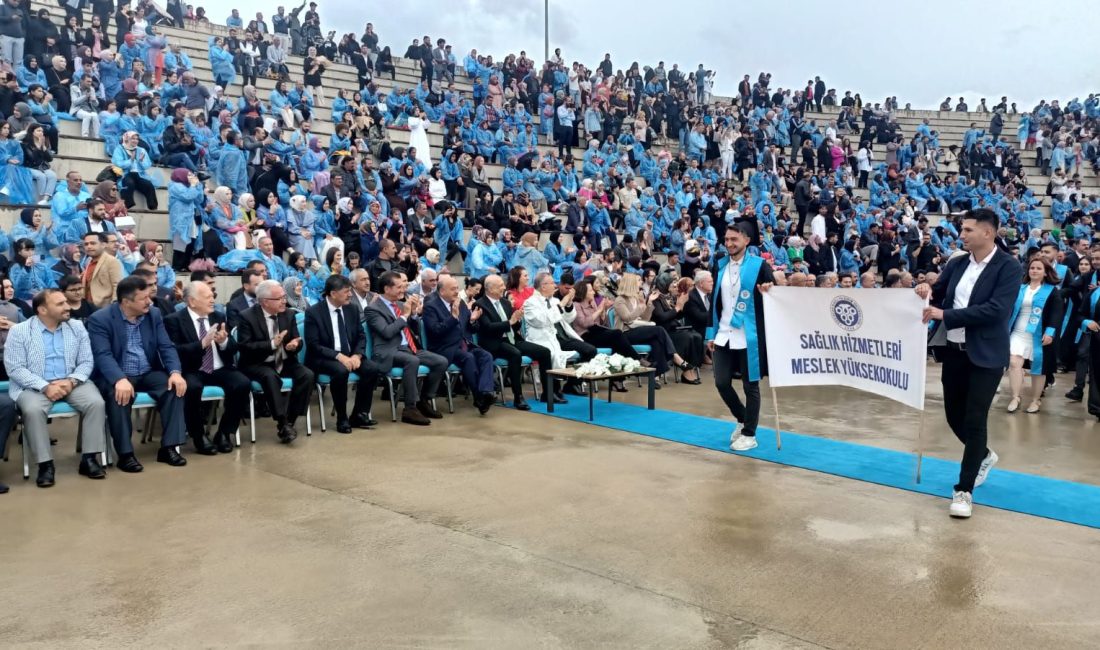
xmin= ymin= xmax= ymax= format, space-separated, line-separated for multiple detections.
xmin=830 ymin=296 xmax=862 ymax=332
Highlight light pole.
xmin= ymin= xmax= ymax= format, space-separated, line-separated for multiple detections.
xmin=544 ymin=0 xmax=549 ymax=63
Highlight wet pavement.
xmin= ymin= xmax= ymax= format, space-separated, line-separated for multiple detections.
xmin=1 ymin=364 xmax=1098 ymax=648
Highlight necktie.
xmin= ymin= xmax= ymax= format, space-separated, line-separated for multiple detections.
xmin=493 ymin=300 xmax=514 ymax=344
xmin=271 ymin=315 xmax=286 ymax=371
xmin=199 ymin=317 xmax=214 ymax=373
xmin=395 ymin=303 xmax=418 ymax=353
xmin=335 ymin=308 xmax=350 ymax=354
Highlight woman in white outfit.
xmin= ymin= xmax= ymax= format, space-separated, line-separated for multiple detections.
xmin=1006 ymin=258 xmax=1064 ymax=414
xmin=719 ymin=128 xmax=736 ymax=180
xmin=407 ymin=106 xmax=433 ymax=169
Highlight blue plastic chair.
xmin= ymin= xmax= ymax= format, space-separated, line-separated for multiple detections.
xmin=363 ymin=321 xmax=434 ymax=422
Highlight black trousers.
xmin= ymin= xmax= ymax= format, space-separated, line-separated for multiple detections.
xmin=580 ymin=326 xmax=640 ymax=360
xmin=796 ymin=203 xmax=809 ymax=235
xmin=624 ymin=325 xmax=677 ymax=375
xmin=713 ymin=344 xmax=760 ymax=436
xmin=493 ymin=339 xmax=551 ymax=399
xmin=940 ymin=346 xmax=1001 ymax=493
xmin=1087 ymin=334 xmax=1100 ymax=417
xmin=120 ymin=172 xmax=159 ymax=210
xmin=313 ymin=358 xmax=379 ymax=420
xmin=182 ymin=367 xmax=251 ymax=439
xmin=241 ymin=361 xmax=315 ymax=427
xmin=1073 ymin=335 xmax=1091 ymax=390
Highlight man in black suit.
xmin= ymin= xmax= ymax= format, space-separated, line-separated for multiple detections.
xmin=917 ymin=208 xmax=1022 ymax=519
xmin=422 ymin=274 xmax=498 ymax=414
xmin=683 ymin=270 xmax=712 ymax=338
xmin=226 ymin=268 xmax=265 ymax=330
xmin=164 ymin=281 xmax=251 ymax=455
xmin=474 ymin=274 xmax=557 ymax=407
xmin=236 ymin=279 xmax=315 ymax=443
xmin=303 ymin=275 xmax=379 ymax=433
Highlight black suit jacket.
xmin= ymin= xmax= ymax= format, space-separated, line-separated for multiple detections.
xmin=303 ymin=299 xmax=367 ymax=368
xmin=683 ymin=289 xmax=710 ymax=337
xmin=235 ymin=304 xmax=303 ymax=370
xmin=226 ymin=292 xmax=255 ymax=331
xmin=929 ymin=248 xmax=1021 ymax=368
xmin=164 ymin=308 xmax=239 ymax=374
xmin=473 ymin=294 xmax=523 ymax=355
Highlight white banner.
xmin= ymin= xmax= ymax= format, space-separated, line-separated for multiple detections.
xmin=762 ymin=287 xmax=928 ymax=410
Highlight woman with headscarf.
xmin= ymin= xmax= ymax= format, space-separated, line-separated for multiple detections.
xmin=142 ymin=241 xmax=176 ymax=291
xmin=208 ymin=36 xmax=236 ymax=89
xmin=26 ymin=9 xmax=60 ymax=59
xmin=10 ymin=208 xmax=59 ymax=263
xmin=52 ymin=243 xmax=82 ymax=278
xmin=281 ymin=275 xmax=311 ymax=313
xmin=237 ymin=84 xmax=266 ymax=132
xmin=44 ymin=55 xmax=73 ymax=114
xmin=16 ymin=55 xmax=47 ymax=93
xmin=0 ymin=122 xmax=35 ymax=205
xmin=302 ymin=46 xmax=328 ymax=106
xmin=214 ymin=129 xmax=249 ymax=198
xmin=286 ymin=194 xmax=318 ymax=261
xmin=650 ymin=272 xmax=703 ymax=383
xmin=92 ymin=179 xmax=127 ymax=221
xmin=9 ymin=238 xmax=59 ymax=301
xmin=111 ymin=130 xmax=158 ymax=209
xmin=299 ymin=136 xmax=327 ymax=185
xmin=167 ymin=167 xmax=206 ymax=270
xmin=255 ymin=188 xmax=290 ymax=255
xmin=210 ymin=186 xmax=249 ymax=252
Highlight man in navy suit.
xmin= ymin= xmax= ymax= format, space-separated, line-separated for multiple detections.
xmin=303 ymin=274 xmax=379 ymax=433
xmin=916 ymin=208 xmax=1021 ymax=519
xmin=422 ymin=274 xmax=497 ymax=414
xmin=87 ymin=275 xmax=190 ymax=472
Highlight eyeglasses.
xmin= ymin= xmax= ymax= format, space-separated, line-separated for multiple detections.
xmin=263 ymin=295 xmax=287 ymax=302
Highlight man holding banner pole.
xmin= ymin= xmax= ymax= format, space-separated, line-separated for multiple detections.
xmin=915 ymin=208 xmax=1021 ymax=520
xmin=706 ymin=222 xmax=774 ymax=452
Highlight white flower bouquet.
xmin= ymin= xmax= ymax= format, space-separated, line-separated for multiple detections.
xmin=574 ymin=353 xmax=641 ymax=377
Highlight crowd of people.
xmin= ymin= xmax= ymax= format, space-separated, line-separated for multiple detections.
xmin=0 ymin=0 xmax=1097 ymax=498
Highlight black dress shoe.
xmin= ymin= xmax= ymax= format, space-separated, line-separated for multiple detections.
xmin=336 ymin=419 xmax=353 ymax=434
xmin=0 ymin=481 xmax=8 ymax=494
xmin=512 ymin=396 xmax=531 ymax=411
xmin=193 ymin=435 xmax=217 ymax=456
xmin=349 ymin=413 xmax=377 ymax=429
xmin=416 ymin=401 xmax=443 ymax=419
xmin=278 ymin=423 xmax=298 ymax=444
xmin=611 ymin=381 xmax=628 ymax=393
xmin=156 ymin=447 xmax=188 ymax=467
xmin=477 ymin=393 xmax=494 ymax=414
xmin=36 ymin=461 xmax=55 ymax=488
xmin=681 ymin=376 xmax=702 ymax=385
xmin=79 ymin=454 xmax=106 ymax=479
xmin=1066 ymin=388 xmax=1084 ymax=402
xmin=212 ymin=432 xmax=234 ymax=453
xmin=116 ymin=453 xmax=144 ymax=473
xmin=401 ymin=407 xmax=431 ymax=426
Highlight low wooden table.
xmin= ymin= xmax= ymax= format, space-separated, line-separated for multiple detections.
xmin=545 ymin=367 xmax=657 ymax=421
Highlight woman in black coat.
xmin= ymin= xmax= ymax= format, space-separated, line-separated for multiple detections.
xmin=650 ymin=272 xmax=703 ymax=383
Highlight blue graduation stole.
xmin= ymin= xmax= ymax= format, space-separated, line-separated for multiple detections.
xmin=1078 ymin=287 xmax=1100 ymax=343
xmin=707 ymin=254 xmax=765 ymax=382
xmin=1055 ymin=263 xmax=1067 ymax=282
xmin=1011 ymin=284 xmax=1054 ymax=375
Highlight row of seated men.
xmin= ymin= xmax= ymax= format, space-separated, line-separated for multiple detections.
xmin=0 ymin=262 xmax=599 ymax=491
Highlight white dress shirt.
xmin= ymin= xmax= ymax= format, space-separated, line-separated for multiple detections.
xmin=327 ymin=299 xmax=345 ymax=353
xmin=188 ymin=308 xmax=225 ymax=371
xmin=714 ymin=256 xmax=746 ymax=350
xmin=946 ymin=248 xmax=997 ymax=343
xmin=811 ymin=214 xmax=826 ymax=241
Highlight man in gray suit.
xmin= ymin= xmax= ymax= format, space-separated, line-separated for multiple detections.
xmin=4 ymin=289 xmax=107 ymax=488
xmin=364 ymin=270 xmax=448 ymax=426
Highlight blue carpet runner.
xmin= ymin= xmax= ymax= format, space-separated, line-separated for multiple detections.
xmin=516 ymin=397 xmax=1100 ymax=529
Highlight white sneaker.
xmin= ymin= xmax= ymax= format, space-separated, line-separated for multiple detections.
xmin=730 ymin=433 xmax=758 ymax=452
xmin=949 ymin=491 xmax=973 ymax=518
xmin=974 ymin=449 xmax=998 ymax=487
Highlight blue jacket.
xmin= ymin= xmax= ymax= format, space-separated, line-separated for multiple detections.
xmin=421 ymin=292 xmax=475 ymax=362
xmin=87 ymin=303 xmax=182 ymax=388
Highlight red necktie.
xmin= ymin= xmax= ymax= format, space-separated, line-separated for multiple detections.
xmin=395 ymin=303 xmax=418 ymax=353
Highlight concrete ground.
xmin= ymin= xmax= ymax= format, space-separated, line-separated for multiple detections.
xmin=1 ymin=364 xmax=1099 ymax=649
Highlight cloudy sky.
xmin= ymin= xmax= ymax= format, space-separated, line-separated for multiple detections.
xmin=226 ymin=0 xmax=1098 ymax=109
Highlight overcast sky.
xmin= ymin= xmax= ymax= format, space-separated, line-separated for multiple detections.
xmin=225 ymin=0 xmax=1099 ymax=110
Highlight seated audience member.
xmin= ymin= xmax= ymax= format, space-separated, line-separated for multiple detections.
xmin=235 ymin=279 xmax=315 ymax=443
xmin=4 ymin=289 xmax=107 ymax=487
xmin=364 ymin=270 xmax=448 ymax=426
xmin=474 ymin=273 xmax=557 ymax=407
xmin=87 ymin=276 xmax=190 ymax=472
xmin=303 ymin=274 xmax=379 ymax=433
xmin=81 ymin=231 xmax=124 ymax=309
xmin=422 ymin=274 xmax=497 ymax=414
xmin=164 ymin=281 xmax=252 ymax=455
